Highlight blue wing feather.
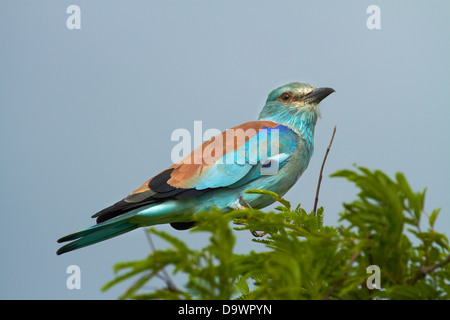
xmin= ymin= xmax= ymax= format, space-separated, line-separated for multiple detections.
xmin=192 ymin=124 xmax=298 ymax=190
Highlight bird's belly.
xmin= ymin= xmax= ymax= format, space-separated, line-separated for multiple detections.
xmin=234 ymin=157 xmax=307 ymax=209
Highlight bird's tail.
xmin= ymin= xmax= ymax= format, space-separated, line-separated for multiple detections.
xmin=56 ymin=219 xmax=139 ymax=255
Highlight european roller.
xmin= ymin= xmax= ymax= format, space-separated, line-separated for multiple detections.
xmin=56 ymin=83 xmax=334 ymax=255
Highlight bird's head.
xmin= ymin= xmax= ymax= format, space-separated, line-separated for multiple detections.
xmin=258 ymin=83 xmax=334 ymax=131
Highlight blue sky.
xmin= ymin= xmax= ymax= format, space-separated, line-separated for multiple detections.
xmin=1 ymin=1 xmax=449 ymax=299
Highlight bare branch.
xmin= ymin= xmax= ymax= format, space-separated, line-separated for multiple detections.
xmin=313 ymin=125 xmax=337 ymax=215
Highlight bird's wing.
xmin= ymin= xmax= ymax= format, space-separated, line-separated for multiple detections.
xmin=92 ymin=120 xmax=295 ymax=223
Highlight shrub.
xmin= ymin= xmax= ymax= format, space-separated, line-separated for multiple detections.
xmin=102 ymin=167 xmax=450 ymax=300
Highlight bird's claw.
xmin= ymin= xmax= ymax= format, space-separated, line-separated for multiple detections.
xmin=232 ymin=198 xmax=266 ymax=237
xmin=251 ymin=230 xmax=267 ymax=237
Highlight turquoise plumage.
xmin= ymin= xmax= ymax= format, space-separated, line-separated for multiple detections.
xmin=56 ymin=83 xmax=334 ymax=255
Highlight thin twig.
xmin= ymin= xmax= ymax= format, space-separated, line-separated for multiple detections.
xmin=313 ymin=125 xmax=337 ymax=215
xmin=143 ymin=229 xmax=178 ymax=292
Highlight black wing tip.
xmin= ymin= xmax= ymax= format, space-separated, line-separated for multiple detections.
xmin=148 ymin=168 xmax=176 ymax=193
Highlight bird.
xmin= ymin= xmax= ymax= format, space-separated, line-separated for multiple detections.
xmin=56 ymin=82 xmax=334 ymax=255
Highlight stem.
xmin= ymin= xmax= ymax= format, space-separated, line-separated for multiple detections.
xmin=313 ymin=125 xmax=337 ymax=215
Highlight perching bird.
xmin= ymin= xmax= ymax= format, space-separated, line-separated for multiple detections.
xmin=56 ymin=83 xmax=334 ymax=255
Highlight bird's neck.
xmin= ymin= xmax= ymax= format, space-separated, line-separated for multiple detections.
xmin=258 ymin=103 xmax=319 ymax=143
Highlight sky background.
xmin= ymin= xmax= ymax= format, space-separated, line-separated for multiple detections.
xmin=1 ymin=1 xmax=449 ymax=299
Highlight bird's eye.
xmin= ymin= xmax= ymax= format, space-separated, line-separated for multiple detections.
xmin=281 ymin=92 xmax=291 ymax=101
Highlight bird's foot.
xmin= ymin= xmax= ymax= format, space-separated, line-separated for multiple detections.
xmin=250 ymin=230 xmax=267 ymax=237
xmin=232 ymin=196 xmax=266 ymax=237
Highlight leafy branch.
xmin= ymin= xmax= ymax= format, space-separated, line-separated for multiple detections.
xmin=102 ymin=167 xmax=450 ymax=300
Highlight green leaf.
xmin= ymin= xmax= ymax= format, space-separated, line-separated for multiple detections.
xmin=245 ymin=189 xmax=291 ymax=210
xmin=429 ymin=208 xmax=441 ymax=229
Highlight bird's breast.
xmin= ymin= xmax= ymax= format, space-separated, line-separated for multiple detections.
xmin=240 ymin=143 xmax=312 ymax=209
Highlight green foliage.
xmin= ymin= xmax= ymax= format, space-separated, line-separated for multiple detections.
xmin=103 ymin=167 xmax=450 ymax=299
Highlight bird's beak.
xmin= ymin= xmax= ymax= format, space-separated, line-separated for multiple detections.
xmin=304 ymin=87 xmax=335 ymax=104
